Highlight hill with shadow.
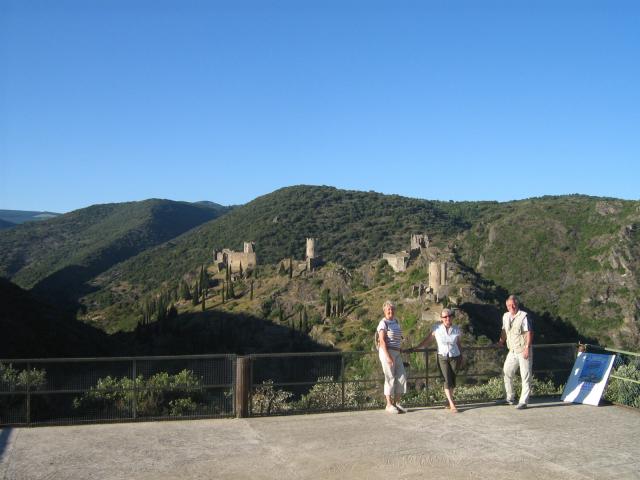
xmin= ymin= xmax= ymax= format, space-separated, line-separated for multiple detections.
xmin=0 ymin=199 xmax=229 ymax=309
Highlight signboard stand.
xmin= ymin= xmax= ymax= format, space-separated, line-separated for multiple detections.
xmin=561 ymin=352 xmax=615 ymax=406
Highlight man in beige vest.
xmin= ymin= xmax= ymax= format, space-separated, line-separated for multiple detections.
xmin=497 ymin=295 xmax=533 ymax=409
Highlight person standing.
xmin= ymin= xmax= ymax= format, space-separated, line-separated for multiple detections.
xmin=497 ymin=295 xmax=533 ymax=409
xmin=411 ymin=308 xmax=463 ymax=412
xmin=377 ymin=300 xmax=407 ymax=413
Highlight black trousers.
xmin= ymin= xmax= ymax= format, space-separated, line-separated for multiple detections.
xmin=437 ymin=354 xmax=460 ymax=389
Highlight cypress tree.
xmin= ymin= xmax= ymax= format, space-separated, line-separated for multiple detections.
xmin=250 ymin=280 xmax=254 ymax=300
xmin=289 ymin=258 xmax=293 ymax=279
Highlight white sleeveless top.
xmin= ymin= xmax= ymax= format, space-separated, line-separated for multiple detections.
xmin=433 ymin=324 xmax=461 ymax=357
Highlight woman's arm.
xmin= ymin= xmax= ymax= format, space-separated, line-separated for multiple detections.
xmin=379 ymin=329 xmax=394 ymax=365
xmin=411 ymin=331 xmax=434 ymax=351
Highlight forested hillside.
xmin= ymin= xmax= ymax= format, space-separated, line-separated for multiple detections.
xmin=453 ymin=196 xmax=640 ymax=349
xmin=2 ymin=187 xmax=639 ymax=354
xmin=0 ymin=199 xmax=228 ymax=307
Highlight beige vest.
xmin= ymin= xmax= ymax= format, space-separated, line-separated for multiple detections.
xmin=505 ymin=310 xmax=528 ymax=354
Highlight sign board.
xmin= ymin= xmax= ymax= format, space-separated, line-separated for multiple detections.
xmin=561 ymin=352 xmax=615 ymax=406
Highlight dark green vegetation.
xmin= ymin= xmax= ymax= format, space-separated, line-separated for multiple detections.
xmin=453 ymin=195 xmax=640 ymax=349
xmin=1 ymin=187 xmax=639 ymax=358
xmin=0 ymin=199 xmax=227 ymax=308
xmin=0 ymin=219 xmax=16 ymax=230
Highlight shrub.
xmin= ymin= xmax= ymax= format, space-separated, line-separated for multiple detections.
xmin=297 ymin=376 xmax=375 ymax=410
xmin=604 ymin=363 xmax=640 ymax=408
xmin=251 ymin=380 xmax=293 ymax=415
xmin=72 ymin=369 xmax=206 ymax=417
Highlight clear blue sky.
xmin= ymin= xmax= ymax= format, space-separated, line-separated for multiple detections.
xmin=1 ymin=0 xmax=639 ymax=213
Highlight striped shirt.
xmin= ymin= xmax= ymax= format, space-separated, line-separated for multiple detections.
xmin=377 ymin=318 xmax=403 ymax=349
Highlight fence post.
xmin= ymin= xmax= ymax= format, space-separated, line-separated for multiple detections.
xmin=132 ymin=359 xmax=137 ymax=420
xmin=341 ymin=355 xmax=345 ymax=408
xmin=235 ymin=356 xmax=251 ymax=418
xmin=26 ymin=361 xmax=31 ymax=426
xmin=424 ymin=350 xmax=429 ymax=404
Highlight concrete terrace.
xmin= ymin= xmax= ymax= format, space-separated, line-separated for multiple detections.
xmin=1 ymin=399 xmax=639 ymax=480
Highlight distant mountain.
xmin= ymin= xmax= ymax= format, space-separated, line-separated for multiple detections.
xmin=193 ymin=201 xmax=233 ymax=215
xmin=0 ymin=209 xmax=60 ymax=224
xmin=0 ymin=199 xmax=229 ymax=309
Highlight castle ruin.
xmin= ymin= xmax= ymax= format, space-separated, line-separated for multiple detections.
xmin=383 ymin=233 xmax=429 ymax=273
xmin=214 ymin=241 xmax=257 ymax=273
xmin=306 ymin=237 xmax=323 ymax=270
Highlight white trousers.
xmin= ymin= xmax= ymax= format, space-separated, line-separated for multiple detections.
xmin=503 ymin=349 xmax=533 ymax=405
xmin=379 ymin=349 xmax=407 ymax=397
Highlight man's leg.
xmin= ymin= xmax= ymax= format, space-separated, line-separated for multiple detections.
xmin=518 ymin=350 xmax=533 ymax=405
xmin=503 ymin=350 xmax=519 ymax=403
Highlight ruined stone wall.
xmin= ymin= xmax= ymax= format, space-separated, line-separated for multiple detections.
xmin=383 ymin=252 xmax=409 ymax=273
xmin=226 ymin=251 xmax=257 ymax=272
xmin=410 ymin=234 xmax=429 ymax=252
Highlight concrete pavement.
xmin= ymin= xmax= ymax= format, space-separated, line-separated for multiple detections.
xmin=1 ymin=399 xmax=639 ymax=480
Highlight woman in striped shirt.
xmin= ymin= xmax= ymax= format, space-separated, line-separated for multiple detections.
xmin=377 ymin=300 xmax=408 ymax=414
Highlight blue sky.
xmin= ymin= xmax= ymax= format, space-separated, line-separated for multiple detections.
xmin=1 ymin=0 xmax=639 ymax=213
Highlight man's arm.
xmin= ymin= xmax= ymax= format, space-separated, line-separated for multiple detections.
xmin=497 ymin=329 xmax=506 ymax=347
xmin=523 ymin=331 xmax=533 ymax=359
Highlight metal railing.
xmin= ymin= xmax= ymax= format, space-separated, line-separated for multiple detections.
xmin=583 ymin=344 xmax=640 ymax=409
xmin=0 ymin=354 xmax=236 ymax=426
xmin=245 ymin=343 xmax=578 ymax=416
xmin=6 ymin=343 xmax=617 ymax=425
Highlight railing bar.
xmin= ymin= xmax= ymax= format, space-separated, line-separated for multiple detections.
xmin=0 ymin=354 xmax=237 ymax=364
xmin=610 ymin=375 xmax=640 ymax=385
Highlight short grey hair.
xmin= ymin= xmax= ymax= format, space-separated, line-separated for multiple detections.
xmin=382 ymin=300 xmax=395 ymax=310
xmin=506 ymin=295 xmax=519 ymax=306
xmin=441 ymin=308 xmax=454 ymax=318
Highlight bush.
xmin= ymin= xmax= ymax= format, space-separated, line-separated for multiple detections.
xmin=297 ymin=376 xmax=375 ymax=410
xmin=251 ymin=380 xmax=293 ymax=415
xmin=604 ymin=363 xmax=640 ymax=408
xmin=0 ymin=363 xmax=46 ymax=391
xmin=72 ymin=369 xmax=206 ymax=417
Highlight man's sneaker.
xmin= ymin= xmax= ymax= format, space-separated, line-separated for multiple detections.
xmin=507 ymin=398 xmax=516 ymax=406
xmin=395 ymin=404 xmax=408 ymax=414
xmin=385 ymin=405 xmax=399 ymax=414
xmin=515 ymin=403 xmax=528 ymax=410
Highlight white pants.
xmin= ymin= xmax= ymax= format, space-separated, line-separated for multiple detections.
xmin=503 ymin=349 xmax=533 ymax=405
xmin=379 ymin=349 xmax=407 ymax=397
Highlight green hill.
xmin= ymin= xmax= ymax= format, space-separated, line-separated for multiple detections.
xmin=0 ymin=199 xmax=228 ymax=307
xmin=79 ymin=186 xmax=473 ymax=327
xmin=2 ymin=187 xmax=639 ymax=353
xmin=453 ymin=195 xmax=640 ymax=349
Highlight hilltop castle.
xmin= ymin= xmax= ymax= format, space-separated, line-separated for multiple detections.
xmin=214 ymin=241 xmax=257 ymax=273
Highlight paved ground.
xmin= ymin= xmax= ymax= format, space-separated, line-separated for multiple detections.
xmin=1 ymin=399 xmax=639 ymax=480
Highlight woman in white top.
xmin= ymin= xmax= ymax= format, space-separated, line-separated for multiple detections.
xmin=377 ymin=300 xmax=407 ymax=414
xmin=412 ymin=308 xmax=463 ymax=412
